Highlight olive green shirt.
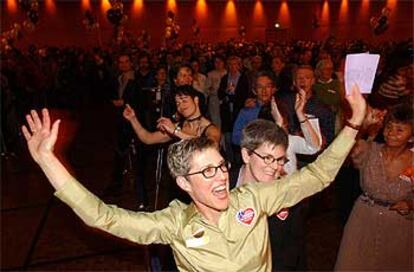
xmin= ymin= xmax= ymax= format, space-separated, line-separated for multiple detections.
xmin=55 ymin=130 xmax=355 ymax=272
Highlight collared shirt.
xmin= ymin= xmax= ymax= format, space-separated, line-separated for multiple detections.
xmin=228 ymin=71 xmax=241 ymax=89
xmin=117 ymin=70 xmax=135 ymax=99
xmin=55 ymin=130 xmax=355 ymax=272
xmin=231 ymin=102 xmax=262 ymax=145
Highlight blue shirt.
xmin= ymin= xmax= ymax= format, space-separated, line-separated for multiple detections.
xmin=232 ymin=103 xmax=262 ymax=145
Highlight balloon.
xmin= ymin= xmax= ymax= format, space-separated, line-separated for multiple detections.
xmin=113 ymin=2 xmax=123 ymax=10
xmin=370 ymin=16 xmax=377 ymax=27
xmin=121 ymin=14 xmax=128 ymax=23
xmin=23 ymin=20 xmax=35 ymax=32
xmin=19 ymin=0 xmax=31 ymax=11
xmin=166 ymin=17 xmax=173 ymax=26
xmin=106 ymin=8 xmax=122 ymax=25
xmin=13 ymin=23 xmax=21 ymax=31
xmin=31 ymin=1 xmax=39 ymax=11
xmin=381 ymin=7 xmax=391 ymax=16
xmin=27 ymin=10 xmax=39 ymax=24
xmin=167 ymin=11 xmax=175 ymax=19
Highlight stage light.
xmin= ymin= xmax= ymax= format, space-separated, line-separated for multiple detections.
xmin=386 ymin=0 xmax=397 ymax=10
xmin=101 ymin=0 xmax=111 ymax=13
xmin=321 ymin=0 xmax=330 ymax=24
xmin=45 ymin=0 xmax=56 ymax=14
xmin=7 ymin=0 xmax=18 ymax=14
xmin=359 ymin=0 xmax=370 ymax=19
xmin=274 ymin=23 xmax=280 ymax=28
xmin=253 ymin=0 xmax=264 ymax=23
xmin=195 ymin=0 xmax=208 ymax=21
xmin=167 ymin=0 xmax=177 ymax=13
xmin=339 ymin=0 xmax=348 ymax=23
xmin=224 ymin=0 xmax=237 ymax=26
xmin=132 ymin=0 xmax=144 ymax=17
xmin=278 ymin=0 xmax=290 ymax=26
xmin=81 ymin=0 xmax=91 ymax=11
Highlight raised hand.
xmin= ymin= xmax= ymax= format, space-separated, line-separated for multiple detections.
xmin=364 ymin=105 xmax=387 ymax=127
xmin=21 ymin=109 xmax=61 ymax=164
xmin=294 ymin=89 xmax=306 ymax=115
xmin=345 ymin=84 xmax=367 ymax=125
xmin=123 ymin=104 xmax=136 ymax=121
xmin=390 ymin=200 xmax=412 ymax=216
xmin=270 ymin=97 xmax=283 ymax=127
xmin=156 ymin=117 xmax=175 ymax=135
xmin=244 ymin=98 xmax=256 ymax=108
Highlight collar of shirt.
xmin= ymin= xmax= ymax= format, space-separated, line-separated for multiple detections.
xmin=182 ymin=202 xmax=201 ymax=227
xmin=181 ymin=199 xmax=238 ymax=243
xmin=228 ymin=72 xmax=241 ymax=85
xmin=317 ymin=78 xmax=333 ymax=84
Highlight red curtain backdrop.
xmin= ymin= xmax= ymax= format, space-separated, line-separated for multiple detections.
xmin=2 ymin=0 xmax=412 ymax=48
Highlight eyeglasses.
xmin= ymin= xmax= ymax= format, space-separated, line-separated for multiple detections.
xmin=250 ymin=150 xmax=289 ymax=166
xmin=256 ymin=84 xmax=274 ymax=92
xmin=185 ymin=161 xmax=231 ymax=179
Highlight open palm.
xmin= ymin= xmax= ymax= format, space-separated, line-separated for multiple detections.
xmin=21 ymin=109 xmax=60 ymax=164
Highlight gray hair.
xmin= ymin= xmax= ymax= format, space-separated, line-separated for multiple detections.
xmin=241 ymin=119 xmax=288 ymax=152
xmin=167 ymin=136 xmax=217 ymax=178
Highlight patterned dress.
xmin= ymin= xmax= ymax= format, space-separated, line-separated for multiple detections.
xmin=335 ymin=142 xmax=413 ymax=271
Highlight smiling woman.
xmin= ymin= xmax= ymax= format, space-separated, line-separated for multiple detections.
xmin=123 ymin=84 xmax=221 ymax=146
xmin=335 ymin=103 xmax=414 ymax=271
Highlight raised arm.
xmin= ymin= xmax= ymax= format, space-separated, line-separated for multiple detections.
xmin=22 ymin=109 xmax=176 ymax=245
xmin=22 ymin=109 xmax=70 ymax=190
xmin=157 ymin=117 xmax=222 ymax=147
xmin=123 ymin=104 xmax=171 ymax=145
xmin=258 ymin=84 xmax=367 ymax=215
xmin=295 ymin=89 xmax=322 ymax=151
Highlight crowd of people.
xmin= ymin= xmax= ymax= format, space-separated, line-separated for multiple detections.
xmin=3 ymin=37 xmax=413 ymax=271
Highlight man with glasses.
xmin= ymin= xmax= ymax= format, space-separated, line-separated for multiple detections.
xmin=232 ymin=71 xmax=276 ymax=148
xmin=21 ymin=85 xmax=366 ymax=271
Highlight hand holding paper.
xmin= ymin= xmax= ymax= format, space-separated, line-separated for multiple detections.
xmin=345 ymin=53 xmax=380 ymax=95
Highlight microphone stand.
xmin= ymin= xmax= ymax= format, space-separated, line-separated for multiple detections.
xmin=154 ymin=86 xmax=164 ymax=210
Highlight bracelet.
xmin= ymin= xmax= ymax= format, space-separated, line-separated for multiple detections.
xmin=345 ymin=120 xmax=362 ymax=131
xmin=299 ymin=118 xmax=308 ymax=124
xmin=173 ymin=125 xmax=181 ymax=135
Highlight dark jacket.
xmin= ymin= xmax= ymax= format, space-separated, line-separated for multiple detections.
xmin=218 ymin=71 xmax=251 ymax=132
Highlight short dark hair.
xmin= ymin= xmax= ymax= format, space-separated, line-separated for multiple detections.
xmin=174 ymin=85 xmax=199 ymax=99
xmin=117 ymin=52 xmax=132 ymax=61
xmin=384 ymin=103 xmax=414 ymax=130
xmin=254 ymin=71 xmax=276 ymax=90
xmin=241 ymin=119 xmax=288 ymax=151
xmin=292 ymin=65 xmax=314 ymax=80
xmin=176 ymin=65 xmax=194 ymax=76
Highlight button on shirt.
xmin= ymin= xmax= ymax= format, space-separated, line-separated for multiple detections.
xmin=55 ymin=130 xmax=355 ymax=272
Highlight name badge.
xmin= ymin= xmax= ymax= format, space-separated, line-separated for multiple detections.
xmin=185 ymin=236 xmax=210 ymax=248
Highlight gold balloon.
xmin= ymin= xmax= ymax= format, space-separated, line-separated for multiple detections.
xmin=13 ymin=23 xmax=21 ymax=30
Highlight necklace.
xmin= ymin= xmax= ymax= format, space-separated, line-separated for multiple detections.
xmin=186 ymin=115 xmax=203 ymax=122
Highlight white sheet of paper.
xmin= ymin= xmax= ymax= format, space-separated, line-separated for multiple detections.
xmin=344 ymin=54 xmax=380 ymax=95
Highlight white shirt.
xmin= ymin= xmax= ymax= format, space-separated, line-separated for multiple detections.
xmin=284 ymin=118 xmax=322 ymax=175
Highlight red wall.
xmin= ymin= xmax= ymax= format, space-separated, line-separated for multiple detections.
xmin=1 ymin=0 xmax=413 ymax=49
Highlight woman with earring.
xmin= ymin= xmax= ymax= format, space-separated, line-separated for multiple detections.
xmin=123 ymin=85 xmax=221 ymax=146
xmin=335 ymin=103 xmax=414 ymax=271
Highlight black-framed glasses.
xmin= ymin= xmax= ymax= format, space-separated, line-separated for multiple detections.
xmin=185 ymin=161 xmax=231 ymax=179
xmin=250 ymin=150 xmax=289 ymax=166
